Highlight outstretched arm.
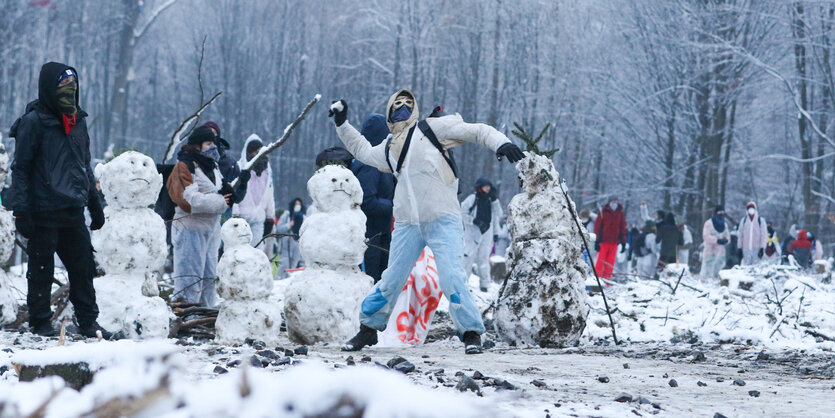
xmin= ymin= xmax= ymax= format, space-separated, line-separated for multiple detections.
xmin=428 ymin=114 xmax=509 ymax=152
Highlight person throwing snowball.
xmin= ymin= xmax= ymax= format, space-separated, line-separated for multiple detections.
xmin=329 ymin=90 xmax=524 ymax=354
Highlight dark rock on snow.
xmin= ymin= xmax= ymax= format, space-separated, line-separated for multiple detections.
xmin=614 ymin=393 xmax=633 ymax=403
xmin=668 ymin=379 xmax=678 ymax=387
xmin=213 ymin=366 xmax=228 ymax=374
xmin=456 ymin=376 xmax=480 ymax=393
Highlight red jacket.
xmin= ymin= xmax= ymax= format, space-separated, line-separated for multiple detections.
xmin=790 ymin=229 xmax=812 ymax=250
xmin=594 ymin=204 xmax=627 ymax=245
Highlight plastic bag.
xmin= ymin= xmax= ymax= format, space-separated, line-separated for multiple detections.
xmin=379 ymin=247 xmax=443 ymax=347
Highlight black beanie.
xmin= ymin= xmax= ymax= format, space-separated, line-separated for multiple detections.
xmin=246 ymin=139 xmax=264 ymax=154
xmin=714 ymin=204 xmax=724 ymax=214
xmin=187 ymin=126 xmax=216 ymax=145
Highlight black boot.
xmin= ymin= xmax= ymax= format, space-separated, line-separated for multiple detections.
xmin=78 ymin=321 xmax=114 ymax=340
xmin=341 ymin=324 xmax=378 ymax=351
xmin=463 ymin=331 xmax=483 ymax=354
xmin=32 ymin=322 xmax=58 ymax=337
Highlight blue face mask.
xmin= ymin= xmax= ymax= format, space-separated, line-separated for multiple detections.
xmin=390 ymin=105 xmax=412 ymax=122
xmin=201 ymin=145 xmax=220 ymax=162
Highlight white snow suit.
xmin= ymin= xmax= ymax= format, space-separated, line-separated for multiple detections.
xmin=168 ymin=159 xmax=228 ymax=307
xmin=233 ymin=134 xmax=276 ymax=254
xmin=636 ymin=232 xmax=659 ymax=278
xmin=460 ymin=192 xmax=503 ymax=291
xmin=335 ymin=89 xmax=511 ymax=336
xmin=738 ymin=202 xmax=768 ymax=266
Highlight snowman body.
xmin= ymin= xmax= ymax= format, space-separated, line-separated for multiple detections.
xmin=495 ymin=154 xmax=589 ymax=347
xmin=92 ymin=151 xmax=172 ymax=338
xmin=215 ymin=218 xmax=281 ymax=344
xmin=284 ymin=165 xmax=373 ymax=344
xmin=0 ymin=146 xmax=18 ymax=326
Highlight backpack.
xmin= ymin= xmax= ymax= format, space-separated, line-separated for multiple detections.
xmin=154 ymin=163 xmax=176 ymax=221
xmin=385 ymin=106 xmax=459 ymax=178
xmin=633 ymin=232 xmax=649 ymax=257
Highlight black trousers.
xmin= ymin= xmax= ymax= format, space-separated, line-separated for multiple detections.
xmin=364 ymin=233 xmax=391 ymax=284
xmin=27 ymin=222 xmax=99 ymax=327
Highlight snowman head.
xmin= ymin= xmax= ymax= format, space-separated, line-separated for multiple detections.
xmin=0 ymin=143 xmax=9 ymax=185
xmin=95 ymin=151 xmax=162 ymax=209
xmin=306 ymin=165 xmax=362 ymax=213
xmin=517 ymin=152 xmax=558 ymax=195
xmin=221 ymin=218 xmax=254 ymax=248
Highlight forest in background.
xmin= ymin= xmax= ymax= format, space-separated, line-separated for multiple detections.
xmin=1 ymin=0 xmax=833 ymax=248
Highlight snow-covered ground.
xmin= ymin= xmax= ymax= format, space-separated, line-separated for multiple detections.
xmin=1 ymin=265 xmax=833 ymax=417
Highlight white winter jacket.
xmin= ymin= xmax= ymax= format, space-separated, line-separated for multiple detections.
xmin=738 ymin=203 xmax=768 ymax=251
xmin=233 ymin=134 xmax=275 ymax=222
xmin=460 ymin=193 xmax=503 ymax=236
xmin=336 ymin=89 xmax=511 ymax=224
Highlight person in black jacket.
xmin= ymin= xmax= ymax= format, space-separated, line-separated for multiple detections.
xmin=7 ymin=62 xmax=112 ymax=339
xmin=351 ymin=114 xmax=395 ymax=283
xmin=655 ymin=212 xmax=683 ymax=267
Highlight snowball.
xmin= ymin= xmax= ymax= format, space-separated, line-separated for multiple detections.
xmin=495 ymin=153 xmax=589 ymax=347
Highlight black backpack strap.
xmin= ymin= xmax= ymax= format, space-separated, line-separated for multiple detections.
xmin=418 ymin=120 xmax=458 ymax=178
xmin=384 ymin=136 xmax=394 ymax=173
xmin=394 ymin=125 xmax=417 ymax=173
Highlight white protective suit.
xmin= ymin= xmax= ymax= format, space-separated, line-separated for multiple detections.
xmin=335 ymin=89 xmax=511 ymax=225
xmin=170 ymin=162 xmax=228 ymax=307
xmin=636 ymin=232 xmax=659 ymax=278
xmin=460 ymin=192 xmax=503 ymax=291
xmin=232 ymin=134 xmax=276 ymax=254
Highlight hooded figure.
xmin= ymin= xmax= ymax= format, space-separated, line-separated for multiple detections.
xmin=701 ymin=204 xmax=730 ymax=279
xmin=233 ymin=134 xmax=275 ymax=254
xmin=167 ymin=126 xmax=231 ymax=307
xmin=738 ymin=201 xmax=768 ymax=266
xmin=330 ymin=89 xmax=523 ymax=354
xmin=634 ymin=220 xmax=659 ymax=278
xmin=593 ymin=198 xmax=627 ymax=280
xmin=7 ymin=62 xmax=112 ymax=338
xmin=350 ymin=114 xmax=395 ymax=283
xmin=655 ymin=212 xmax=683 ymax=265
xmin=788 ymin=229 xmax=813 ymax=268
xmin=276 ymin=197 xmax=306 ymax=278
xmin=460 ymin=177 xmax=503 ymax=291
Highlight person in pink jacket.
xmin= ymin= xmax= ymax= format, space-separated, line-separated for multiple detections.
xmin=738 ymin=201 xmax=768 ymax=266
xmin=701 ymin=205 xmax=730 ymax=279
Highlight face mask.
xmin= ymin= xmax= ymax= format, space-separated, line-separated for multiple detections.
xmin=609 ymin=203 xmax=618 ymax=210
xmin=56 ymin=82 xmax=77 ymax=116
xmin=390 ymin=105 xmax=412 ymax=122
xmin=201 ymin=145 xmax=220 ymax=162
xmin=747 ymin=208 xmax=755 ymax=216
xmin=294 ymin=204 xmax=302 ymax=213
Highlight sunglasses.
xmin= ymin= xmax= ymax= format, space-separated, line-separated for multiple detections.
xmin=394 ymin=97 xmax=414 ymax=108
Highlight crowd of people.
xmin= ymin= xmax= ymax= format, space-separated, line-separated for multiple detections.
xmin=578 ymin=198 xmax=829 ymax=284
xmin=5 ymin=63 xmax=528 ymax=354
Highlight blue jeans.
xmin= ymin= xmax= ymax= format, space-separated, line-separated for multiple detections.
xmin=360 ymin=214 xmax=486 ymax=336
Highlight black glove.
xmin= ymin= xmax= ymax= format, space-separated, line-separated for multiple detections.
xmin=218 ymin=183 xmax=235 ymax=208
xmin=717 ymin=238 xmax=728 ymax=245
xmin=238 ymin=170 xmax=252 ymax=184
xmin=88 ymin=196 xmax=105 ymax=231
xmin=594 ymin=241 xmax=601 ymax=252
xmin=14 ymin=214 xmax=34 ymax=239
xmin=758 ymin=248 xmax=764 ymax=258
xmin=264 ymin=219 xmax=274 ymax=236
xmin=493 ymin=234 xmax=499 ymax=242
xmin=329 ymin=100 xmax=348 ymax=127
xmin=496 ymin=143 xmax=525 ymax=163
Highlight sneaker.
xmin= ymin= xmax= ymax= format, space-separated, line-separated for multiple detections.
xmin=32 ymin=322 xmax=58 ymax=337
xmin=78 ymin=321 xmax=114 ymax=340
xmin=463 ymin=331 xmax=483 ymax=354
xmin=341 ymin=324 xmax=378 ymax=352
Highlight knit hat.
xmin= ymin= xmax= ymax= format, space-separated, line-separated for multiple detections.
xmin=187 ymin=125 xmax=216 ymax=145
xmin=246 ymin=138 xmax=264 ymax=155
xmin=203 ymin=121 xmax=220 ymax=137
xmin=714 ymin=204 xmax=724 ymax=214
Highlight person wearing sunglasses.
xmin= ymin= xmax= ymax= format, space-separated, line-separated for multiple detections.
xmin=329 ymin=89 xmax=524 ymax=354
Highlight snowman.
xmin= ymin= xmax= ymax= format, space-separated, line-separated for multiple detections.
xmin=91 ymin=151 xmax=172 ymax=338
xmin=494 ymin=153 xmax=589 ymax=347
xmin=284 ymin=165 xmax=373 ymax=344
xmin=215 ymin=218 xmax=282 ymax=345
xmin=0 ymin=143 xmax=18 ymax=326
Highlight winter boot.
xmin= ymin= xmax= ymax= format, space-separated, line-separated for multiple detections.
xmin=78 ymin=321 xmax=114 ymax=340
xmin=32 ymin=322 xmax=58 ymax=337
xmin=341 ymin=324 xmax=378 ymax=352
xmin=462 ymin=331 xmax=483 ymax=354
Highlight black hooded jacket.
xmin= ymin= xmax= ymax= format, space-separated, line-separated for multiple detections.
xmin=7 ymin=62 xmax=98 ymax=220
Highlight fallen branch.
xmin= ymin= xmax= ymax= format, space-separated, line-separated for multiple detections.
xmin=163 ymin=91 xmax=223 ymax=162
xmin=804 ymin=329 xmax=835 ymax=342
